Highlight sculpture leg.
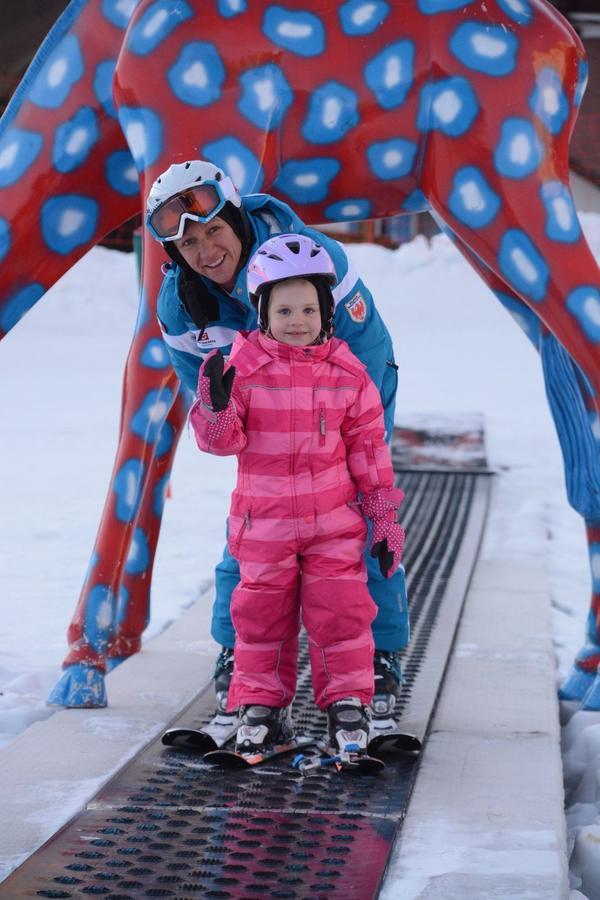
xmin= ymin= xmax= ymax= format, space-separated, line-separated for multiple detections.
xmin=430 ymin=207 xmax=600 ymax=705
xmin=49 ymin=240 xmax=177 ymax=706
xmin=106 ymin=388 xmax=189 ymax=669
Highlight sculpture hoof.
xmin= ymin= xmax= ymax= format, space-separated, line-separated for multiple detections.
xmin=559 ymin=664 xmax=595 ymax=702
xmin=47 ymin=663 xmax=107 ymax=708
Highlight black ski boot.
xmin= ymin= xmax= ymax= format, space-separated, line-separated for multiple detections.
xmin=235 ymin=704 xmax=293 ymax=754
xmin=371 ymin=650 xmax=402 ymax=718
xmin=327 ymin=697 xmax=371 ymax=753
xmin=213 ymin=646 xmax=234 ymax=713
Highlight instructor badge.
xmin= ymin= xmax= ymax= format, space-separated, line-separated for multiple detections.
xmin=345 ymin=291 xmax=367 ymax=323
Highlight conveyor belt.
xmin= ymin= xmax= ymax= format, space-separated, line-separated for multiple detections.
xmin=3 ymin=465 xmax=491 ymax=899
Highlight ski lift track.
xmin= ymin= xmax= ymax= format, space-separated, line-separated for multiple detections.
xmin=4 ymin=467 xmax=491 ymax=900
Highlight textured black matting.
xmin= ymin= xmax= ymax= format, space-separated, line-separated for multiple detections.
xmin=3 ymin=470 xmax=490 ymax=899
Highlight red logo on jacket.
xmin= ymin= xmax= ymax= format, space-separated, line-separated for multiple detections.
xmin=345 ymin=291 xmax=367 ymax=323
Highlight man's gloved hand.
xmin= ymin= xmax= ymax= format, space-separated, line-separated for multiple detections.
xmin=199 ymin=349 xmax=236 ymax=411
xmin=361 ymin=487 xmax=405 ymax=579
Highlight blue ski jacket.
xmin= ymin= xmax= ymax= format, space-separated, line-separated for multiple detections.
xmin=156 ymin=194 xmax=397 ymax=427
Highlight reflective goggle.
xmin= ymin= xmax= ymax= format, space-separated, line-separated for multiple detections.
xmin=147 ymin=178 xmax=235 ymax=242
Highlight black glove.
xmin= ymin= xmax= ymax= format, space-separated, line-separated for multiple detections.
xmin=371 ymin=538 xmax=396 ymax=578
xmin=202 ymin=350 xmax=236 ymax=411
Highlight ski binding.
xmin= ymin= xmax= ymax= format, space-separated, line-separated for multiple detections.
xmin=293 ymin=740 xmax=385 ymax=774
xmin=205 ymin=734 xmax=315 ymax=768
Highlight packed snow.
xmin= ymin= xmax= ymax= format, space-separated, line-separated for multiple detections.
xmin=1 ymin=214 xmax=599 ymax=895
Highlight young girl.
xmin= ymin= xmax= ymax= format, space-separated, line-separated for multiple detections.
xmin=190 ymin=234 xmax=404 ymax=755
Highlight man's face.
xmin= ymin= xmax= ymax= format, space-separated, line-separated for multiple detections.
xmin=173 ymin=216 xmax=242 ymax=290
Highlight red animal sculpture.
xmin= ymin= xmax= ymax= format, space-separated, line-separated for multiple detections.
xmin=0 ymin=0 xmax=598 ymax=707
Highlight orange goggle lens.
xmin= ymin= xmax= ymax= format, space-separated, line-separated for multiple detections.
xmin=150 ymin=184 xmax=224 ymax=239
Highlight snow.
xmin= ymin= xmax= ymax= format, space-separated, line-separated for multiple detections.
xmin=1 ymin=215 xmax=599 ymax=893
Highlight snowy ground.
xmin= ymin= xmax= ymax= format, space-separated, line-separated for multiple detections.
xmin=1 ymin=216 xmax=599 ymax=894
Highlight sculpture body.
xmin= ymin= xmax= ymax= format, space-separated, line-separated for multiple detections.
xmin=0 ymin=0 xmax=598 ymax=706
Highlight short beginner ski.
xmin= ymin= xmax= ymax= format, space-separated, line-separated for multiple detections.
xmin=162 ymin=712 xmax=239 ymax=754
xmin=368 ymin=718 xmax=422 ymax=755
xmin=293 ymin=740 xmax=385 ymax=774
xmin=205 ymin=734 xmax=315 ymax=769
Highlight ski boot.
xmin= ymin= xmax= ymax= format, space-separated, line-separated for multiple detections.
xmin=213 ymin=646 xmax=234 ymax=713
xmin=235 ymin=704 xmax=294 ymax=754
xmin=371 ymin=650 xmax=402 ymax=719
xmin=327 ymin=697 xmax=371 ymax=754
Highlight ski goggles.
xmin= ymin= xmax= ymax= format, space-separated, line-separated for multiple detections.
xmin=147 ymin=176 xmax=237 ymax=242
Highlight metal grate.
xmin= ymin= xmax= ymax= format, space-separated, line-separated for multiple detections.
xmin=2 ymin=470 xmax=490 ymax=899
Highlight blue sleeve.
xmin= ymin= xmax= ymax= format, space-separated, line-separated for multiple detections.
xmin=156 ymin=274 xmax=204 ymax=393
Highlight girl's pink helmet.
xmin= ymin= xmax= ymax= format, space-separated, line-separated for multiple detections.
xmin=247 ymin=233 xmax=336 ymax=300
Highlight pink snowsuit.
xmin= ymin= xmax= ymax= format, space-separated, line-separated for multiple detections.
xmin=190 ymin=330 xmax=398 ymax=711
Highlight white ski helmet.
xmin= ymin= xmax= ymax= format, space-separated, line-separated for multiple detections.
xmin=146 ymin=160 xmax=241 ymax=242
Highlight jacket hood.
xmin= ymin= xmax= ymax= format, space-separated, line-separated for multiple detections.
xmin=227 ymin=330 xmax=366 ymax=380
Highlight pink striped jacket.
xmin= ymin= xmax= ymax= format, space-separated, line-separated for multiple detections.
xmin=190 ymin=330 xmax=396 ymax=549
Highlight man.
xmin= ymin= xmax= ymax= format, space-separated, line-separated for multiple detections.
xmin=146 ymin=159 xmax=408 ymax=718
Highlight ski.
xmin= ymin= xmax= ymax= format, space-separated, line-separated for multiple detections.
xmin=204 ymin=734 xmax=315 ymax=769
xmin=368 ymin=717 xmax=422 ymax=755
xmin=161 ymin=712 xmax=239 ymax=754
xmin=293 ymin=740 xmax=384 ymax=774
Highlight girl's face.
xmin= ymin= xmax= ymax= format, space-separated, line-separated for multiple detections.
xmin=267 ymin=279 xmax=322 ymax=346
xmin=174 ymin=216 xmax=242 ymax=290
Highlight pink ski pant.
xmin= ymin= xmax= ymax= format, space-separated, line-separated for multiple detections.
xmin=227 ymin=506 xmax=377 ymax=711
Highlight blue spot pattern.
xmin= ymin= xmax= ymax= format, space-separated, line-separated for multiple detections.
xmin=0 ymin=283 xmax=45 ymax=332
xmin=0 ymin=128 xmax=43 ymax=188
xmin=93 ymin=60 xmax=118 ymax=119
xmin=131 ymin=388 xmax=174 ymax=444
xmin=113 ymin=459 xmax=145 ymax=523
xmin=494 ymin=290 xmax=541 ymax=347
xmin=125 ymin=528 xmax=150 ymax=575
xmin=449 ymin=23 xmax=518 ymax=77
xmin=117 ymin=106 xmax=162 ymax=169
xmin=529 ymin=67 xmax=569 ymax=135
xmin=325 ymin=198 xmax=371 ymax=221
xmin=29 ymin=34 xmax=84 ymax=109
xmin=496 ymin=0 xmax=532 ymax=25
xmin=156 ymin=421 xmax=174 ymax=456
xmin=364 ymin=41 xmax=415 ymax=109
xmin=448 ymin=166 xmax=500 ymax=228
xmin=303 ymin=81 xmax=359 ymax=144
xmin=263 ymin=6 xmax=325 ymax=56
xmin=102 ymin=0 xmax=140 ymax=29
xmin=134 ymin=287 xmax=150 ymax=333
xmin=153 ymin=474 xmax=170 ymax=518
xmin=499 ymin=229 xmax=549 ymax=302
xmin=590 ymin=544 xmax=600 ymax=592
xmin=238 ymin=64 xmax=293 ymax=131
xmin=367 ymin=138 xmax=417 ymax=180
xmin=494 ymin=118 xmax=543 ymax=178
xmin=402 ymin=189 xmax=429 ymax=213
xmin=84 ymin=585 xmax=115 ymax=653
xmin=218 ymin=0 xmax=247 ymax=16
xmin=106 ymin=150 xmax=140 ymax=197
xmin=127 ymin=0 xmax=193 ymax=54
xmin=141 ymin=338 xmax=171 ymax=368
xmin=41 ymin=195 xmax=99 ymax=255
xmin=203 ymin=138 xmax=265 ymax=194
xmin=53 ymin=107 xmax=99 ymax=173
xmin=168 ymin=42 xmax=225 ymax=107
xmin=338 ymin=0 xmax=390 ymax=35
xmin=418 ymin=0 xmax=475 ymax=12
xmin=0 ymin=218 xmax=10 ymax=262
xmin=116 ymin=585 xmax=129 ymax=626
xmin=567 ymin=287 xmax=600 ymax=343
xmin=274 ymin=158 xmax=340 ymax=204
xmin=417 ymin=77 xmax=479 ymax=137
xmin=541 ymin=182 xmax=580 ymax=243
xmin=575 ymin=59 xmax=588 ymax=108
xmin=106 ymin=150 xmax=139 ymax=195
